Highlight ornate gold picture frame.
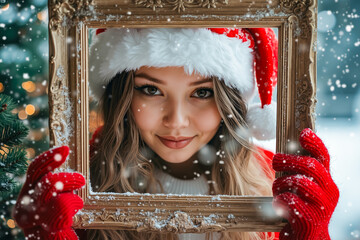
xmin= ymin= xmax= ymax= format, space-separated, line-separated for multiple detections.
xmin=48 ymin=0 xmax=317 ymax=233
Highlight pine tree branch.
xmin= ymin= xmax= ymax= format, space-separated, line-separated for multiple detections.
xmin=0 ymin=183 xmax=22 ymax=202
xmin=0 ymin=147 xmax=28 ymax=177
xmin=0 ymin=121 xmax=29 ymax=147
xmin=0 ymin=94 xmax=29 ymax=201
xmin=0 ymin=175 xmax=15 ymax=192
xmin=0 ymin=94 xmax=17 ymax=128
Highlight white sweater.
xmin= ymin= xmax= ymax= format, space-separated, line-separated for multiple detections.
xmin=153 ymin=168 xmax=221 ymax=240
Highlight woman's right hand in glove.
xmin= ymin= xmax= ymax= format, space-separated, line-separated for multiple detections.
xmin=13 ymin=146 xmax=85 ymax=239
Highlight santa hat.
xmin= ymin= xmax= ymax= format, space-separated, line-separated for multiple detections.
xmin=89 ymin=28 xmax=278 ymax=140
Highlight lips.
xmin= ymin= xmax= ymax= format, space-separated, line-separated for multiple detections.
xmin=157 ymin=136 xmax=195 ymax=149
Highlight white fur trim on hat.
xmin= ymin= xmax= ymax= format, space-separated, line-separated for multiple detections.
xmin=89 ymin=28 xmax=255 ymax=101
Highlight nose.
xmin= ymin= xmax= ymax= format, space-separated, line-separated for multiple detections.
xmin=162 ymin=101 xmax=190 ymax=129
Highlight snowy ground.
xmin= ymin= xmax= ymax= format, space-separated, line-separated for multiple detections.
xmin=317 ymin=117 xmax=360 ymax=240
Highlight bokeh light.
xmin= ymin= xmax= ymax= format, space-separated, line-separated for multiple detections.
xmin=18 ymin=110 xmax=27 ymax=120
xmin=1 ymin=4 xmax=10 ymax=11
xmin=26 ymin=148 xmax=36 ymax=159
xmin=36 ymin=10 xmax=47 ymax=22
xmin=318 ymin=10 xmax=337 ymax=32
xmin=25 ymin=104 xmax=35 ymax=115
xmin=7 ymin=219 xmax=15 ymax=229
xmin=22 ymin=81 xmax=36 ymax=93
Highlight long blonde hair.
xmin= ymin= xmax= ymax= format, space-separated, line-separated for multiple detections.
xmin=89 ymin=71 xmax=274 ymax=240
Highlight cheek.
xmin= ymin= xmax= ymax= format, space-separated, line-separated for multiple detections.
xmin=193 ymin=105 xmax=221 ymax=133
xmin=131 ymin=99 xmax=162 ymax=131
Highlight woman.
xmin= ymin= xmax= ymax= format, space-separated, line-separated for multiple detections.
xmin=13 ymin=28 xmax=339 ymax=240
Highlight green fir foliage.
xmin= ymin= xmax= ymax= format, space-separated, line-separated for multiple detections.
xmin=0 ymin=94 xmax=29 ymax=239
xmin=0 ymin=96 xmax=29 ymax=146
xmin=1 ymin=0 xmax=49 ymax=238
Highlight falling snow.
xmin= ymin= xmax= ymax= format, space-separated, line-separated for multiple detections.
xmin=1 ymin=0 xmax=359 ymax=239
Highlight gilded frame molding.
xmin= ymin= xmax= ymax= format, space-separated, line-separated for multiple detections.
xmin=48 ymin=0 xmax=317 ymax=232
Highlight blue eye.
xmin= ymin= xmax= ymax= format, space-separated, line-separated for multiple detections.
xmin=192 ymin=88 xmax=214 ymax=99
xmin=135 ymin=85 xmax=162 ymax=96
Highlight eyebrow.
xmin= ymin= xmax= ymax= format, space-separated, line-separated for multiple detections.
xmin=134 ymin=73 xmax=165 ymax=84
xmin=134 ymin=73 xmax=212 ymax=86
xmin=189 ymin=78 xmax=212 ymax=86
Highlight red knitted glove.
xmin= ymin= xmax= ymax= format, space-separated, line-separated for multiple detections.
xmin=272 ymin=128 xmax=339 ymax=240
xmin=13 ymin=146 xmax=85 ymax=239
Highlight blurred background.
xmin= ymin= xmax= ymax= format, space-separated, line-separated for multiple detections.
xmin=0 ymin=0 xmax=359 ymax=239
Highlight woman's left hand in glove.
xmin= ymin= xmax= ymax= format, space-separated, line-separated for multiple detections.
xmin=272 ymin=128 xmax=339 ymax=240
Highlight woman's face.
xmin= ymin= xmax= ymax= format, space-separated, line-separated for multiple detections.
xmin=131 ymin=66 xmax=222 ymax=164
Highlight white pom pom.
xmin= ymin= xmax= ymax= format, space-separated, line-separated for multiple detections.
xmin=246 ymin=102 xmax=276 ymax=140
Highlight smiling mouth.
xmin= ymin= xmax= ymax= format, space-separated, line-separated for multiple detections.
xmin=157 ymin=136 xmax=195 ymax=149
